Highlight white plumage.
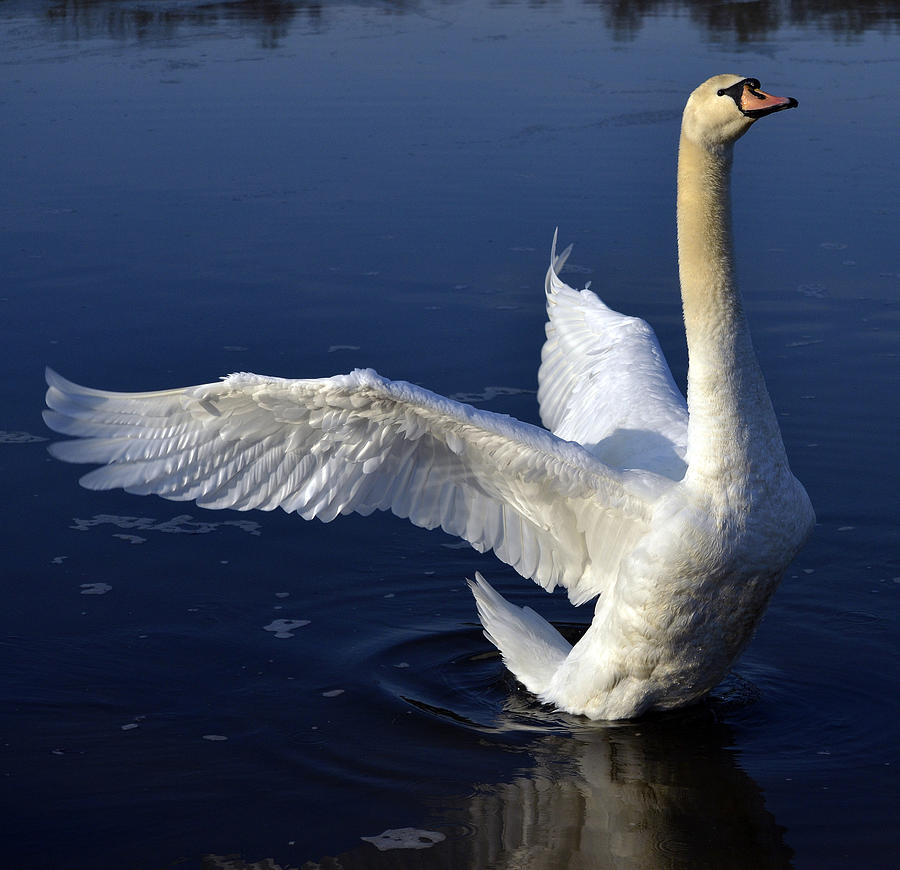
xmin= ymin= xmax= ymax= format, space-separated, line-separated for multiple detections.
xmin=44 ymin=75 xmax=814 ymax=720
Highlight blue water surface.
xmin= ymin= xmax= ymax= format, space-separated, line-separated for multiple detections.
xmin=2 ymin=1 xmax=898 ymax=867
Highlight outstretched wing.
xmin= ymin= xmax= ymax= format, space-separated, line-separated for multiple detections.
xmin=45 ymin=367 xmax=660 ymax=605
xmin=538 ymin=232 xmax=688 ymax=479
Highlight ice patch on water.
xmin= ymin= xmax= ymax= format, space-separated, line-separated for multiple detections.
xmin=329 ymin=344 xmax=360 ymax=352
xmin=450 ymin=385 xmax=533 ymax=403
xmin=51 ymin=555 xmax=67 ymax=565
xmin=561 ymin=262 xmax=593 ymax=275
xmin=80 ymin=582 xmax=112 ymax=595
xmin=263 ymin=618 xmax=310 ymax=638
xmin=796 ymin=283 xmax=829 ymax=298
xmin=0 ymin=430 xmax=48 ymax=443
xmin=113 ymin=533 xmax=147 ymax=544
xmin=71 ymin=513 xmax=262 ymax=536
xmin=361 ymin=828 xmax=446 ymax=851
xmin=202 ymin=734 xmax=228 ymax=741
xmin=322 ymin=689 xmax=344 ymax=698
xmin=785 ymin=338 xmax=824 ymax=348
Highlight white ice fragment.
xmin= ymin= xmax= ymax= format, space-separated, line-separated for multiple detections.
xmin=322 ymin=689 xmax=344 ymax=698
xmin=80 ymin=582 xmax=112 ymax=595
xmin=263 ymin=619 xmax=310 ymax=638
xmin=51 ymin=556 xmax=67 ymax=565
xmin=837 ymin=526 xmax=855 ymax=532
xmin=0 ymin=430 xmax=48 ymax=443
xmin=561 ymin=262 xmax=593 ymax=275
xmin=70 ymin=513 xmax=261 ymax=537
xmin=361 ymin=828 xmax=446 ymax=851
xmin=394 ymin=662 xmax=410 ymax=669
xmin=121 ymin=723 xmax=139 ymax=731
xmin=222 ymin=520 xmax=262 ymax=537
xmin=785 ymin=338 xmax=824 ymax=348
xmin=796 ymin=283 xmax=828 ymax=298
xmin=202 ymin=734 xmax=228 ymax=741
xmin=328 ymin=344 xmax=361 ymax=352
xmin=449 ymin=385 xmax=532 ymax=404
xmin=113 ymin=534 xmax=146 ymax=544
xmin=275 ymin=592 xmax=290 ymax=598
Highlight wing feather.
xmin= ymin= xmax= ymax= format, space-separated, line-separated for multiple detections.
xmin=44 ymin=366 xmax=664 ymax=605
xmin=538 ymin=232 xmax=688 ymax=479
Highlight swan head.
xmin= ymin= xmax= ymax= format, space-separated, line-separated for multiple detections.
xmin=682 ymin=74 xmax=798 ymax=151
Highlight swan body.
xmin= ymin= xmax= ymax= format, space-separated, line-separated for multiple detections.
xmin=43 ymin=75 xmax=814 ymax=720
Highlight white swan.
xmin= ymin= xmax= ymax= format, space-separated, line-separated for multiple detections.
xmin=44 ymin=75 xmax=814 ymax=721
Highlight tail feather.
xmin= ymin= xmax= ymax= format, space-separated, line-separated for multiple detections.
xmin=467 ymin=572 xmax=570 ymax=696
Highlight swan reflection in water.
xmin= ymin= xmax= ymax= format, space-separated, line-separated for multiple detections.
xmin=208 ymin=705 xmax=790 ymax=869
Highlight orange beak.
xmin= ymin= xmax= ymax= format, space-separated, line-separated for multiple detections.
xmin=739 ymin=83 xmax=798 ymax=118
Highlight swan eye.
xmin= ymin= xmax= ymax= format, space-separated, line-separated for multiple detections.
xmin=717 ymin=78 xmax=758 ymax=110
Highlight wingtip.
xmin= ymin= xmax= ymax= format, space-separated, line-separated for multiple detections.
xmin=45 ymin=366 xmax=68 ymax=391
xmin=546 ymin=230 xmax=574 ymax=299
xmin=44 ymin=367 xmax=99 ymax=398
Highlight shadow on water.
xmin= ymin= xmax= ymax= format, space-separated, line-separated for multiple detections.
xmin=9 ymin=0 xmax=899 ymax=46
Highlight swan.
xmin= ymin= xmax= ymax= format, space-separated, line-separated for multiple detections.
xmin=43 ymin=75 xmax=814 ymax=721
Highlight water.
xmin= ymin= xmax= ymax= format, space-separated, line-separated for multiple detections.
xmin=2 ymin=1 xmax=898 ymax=867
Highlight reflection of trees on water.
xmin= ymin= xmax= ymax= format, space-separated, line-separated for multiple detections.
xmin=286 ymin=713 xmax=791 ymax=869
xmin=30 ymin=0 xmax=900 ymax=46
xmin=588 ymin=0 xmax=899 ymax=42
xmin=40 ymin=0 xmax=320 ymax=48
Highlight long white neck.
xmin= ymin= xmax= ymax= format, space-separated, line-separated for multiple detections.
xmin=676 ymin=133 xmax=788 ymax=488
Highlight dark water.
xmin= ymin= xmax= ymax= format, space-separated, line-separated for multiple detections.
xmin=2 ymin=1 xmax=899 ymax=867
